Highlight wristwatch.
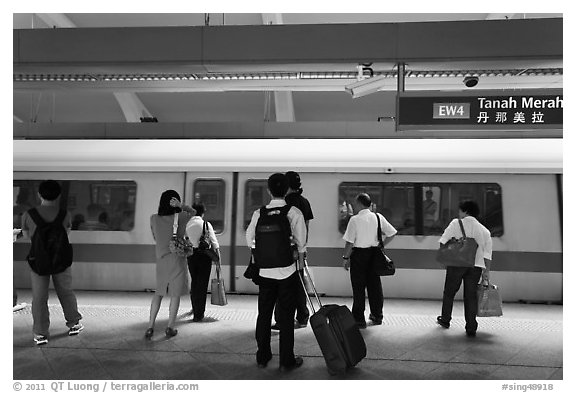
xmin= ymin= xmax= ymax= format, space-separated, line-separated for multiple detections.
xmin=342 ymin=256 xmax=350 ymax=260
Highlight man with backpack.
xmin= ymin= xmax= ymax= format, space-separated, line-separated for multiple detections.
xmin=21 ymin=180 xmax=83 ymax=345
xmin=246 ymin=173 xmax=307 ymax=372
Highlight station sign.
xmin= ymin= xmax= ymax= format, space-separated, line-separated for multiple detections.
xmin=396 ymin=89 xmax=562 ymax=131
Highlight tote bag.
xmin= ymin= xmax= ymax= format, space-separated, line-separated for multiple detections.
xmin=477 ymin=282 xmax=503 ymax=317
xmin=211 ymin=264 xmax=228 ymax=306
xmin=436 ymin=219 xmax=477 ymax=267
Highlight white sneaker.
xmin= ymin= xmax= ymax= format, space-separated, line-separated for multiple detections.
xmin=68 ymin=323 xmax=84 ymax=336
xmin=33 ymin=335 xmax=48 ymax=345
xmin=13 ymin=303 xmax=27 ymax=312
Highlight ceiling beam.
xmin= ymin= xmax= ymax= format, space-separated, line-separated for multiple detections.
xmin=31 ymin=13 xmax=153 ymax=123
xmin=261 ymin=13 xmax=295 ymax=122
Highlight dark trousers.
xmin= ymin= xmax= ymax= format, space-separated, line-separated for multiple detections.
xmin=274 ymin=269 xmax=309 ymax=324
xmin=350 ymin=247 xmax=383 ymax=323
xmin=441 ymin=266 xmax=483 ymax=332
xmin=187 ymin=251 xmax=213 ymax=319
xmin=255 ymin=272 xmax=299 ymax=367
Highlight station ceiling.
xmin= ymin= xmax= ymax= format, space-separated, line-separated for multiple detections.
xmin=13 ymin=13 xmax=563 ymax=125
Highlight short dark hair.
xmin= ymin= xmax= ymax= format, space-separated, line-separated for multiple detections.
xmin=38 ymin=180 xmax=61 ymax=201
xmin=192 ymin=203 xmax=205 ymax=217
xmin=459 ymin=200 xmax=480 ymax=218
xmin=356 ymin=193 xmax=372 ymax=208
xmin=268 ymin=173 xmax=289 ymax=198
xmin=158 ymin=189 xmax=182 ymax=216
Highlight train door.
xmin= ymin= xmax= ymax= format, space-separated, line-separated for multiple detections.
xmin=185 ymin=172 xmax=234 ymax=292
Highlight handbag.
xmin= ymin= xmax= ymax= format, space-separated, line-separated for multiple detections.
xmin=168 ymin=213 xmax=194 ymax=257
xmin=436 ymin=219 xmax=478 ymax=267
xmin=198 ymin=221 xmax=220 ymax=262
xmin=243 ymin=253 xmax=261 ymax=284
xmin=372 ymin=212 xmax=396 ymax=276
xmin=477 ymin=281 xmax=503 ymax=317
xmin=211 ymin=264 xmax=228 ymax=306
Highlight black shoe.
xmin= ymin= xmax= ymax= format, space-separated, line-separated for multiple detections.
xmin=144 ymin=328 xmax=154 ymax=340
xmin=369 ymin=314 xmax=383 ymax=325
xmin=436 ymin=316 xmax=450 ymax=329
xmin=192 ymin=316 xmax=203 ymax=322
xmin=466 ymin=330 xmax=477 ymax=337
xmin=279 ymin=356 xmax=304 ymax=372
xmin=356 ymin=321 xmax=367 ymax=329
xmin=257 ymin=361 xmax=269 ymax=369
xmin=271 ymin=324 xmax=280 ymax=331
xmin=165 ymin=327 xmax=178 ymax=338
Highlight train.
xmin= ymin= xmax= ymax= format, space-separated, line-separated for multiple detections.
xmin=13 ymin=138 xmax=563 ymax=302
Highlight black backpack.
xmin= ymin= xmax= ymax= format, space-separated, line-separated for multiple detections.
xmin=27 ymin=208 xmax=73 ymax=276
xmin=253 ymin=205 xmax=294 ymax=269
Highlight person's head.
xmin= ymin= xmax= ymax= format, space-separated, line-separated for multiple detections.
xmin=425 ymin=190 xmax=433 ymax=199
xmin=267 ymin=173 xmax=289 ymax=198
xmin=38 ymin=180 xmax=61 ymax=202
xmin=285 ymin=171 xmax=303 ymax=194
xmin=157 ymin=189 xmax=182 ymax=216
xmin=354 ymin=193 xmax=372 ymax=211
xmin=192 ymin=203 xmax=206 ymax=217
xmin=459 ymin=200 xmax=480 ymax=218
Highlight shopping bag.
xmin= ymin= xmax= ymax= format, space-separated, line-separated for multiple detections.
xmin=477 ymin=282 xmax=503 ymax=317
xmin=211 ymin=265 xmax=227 ymax=306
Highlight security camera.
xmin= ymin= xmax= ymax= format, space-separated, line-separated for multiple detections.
xmin=345 ymin=75 xmax=391 ymax=99
xmin=463 ymin=76 xmax=479 ymax=88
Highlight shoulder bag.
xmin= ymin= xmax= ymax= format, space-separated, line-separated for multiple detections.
xmin=198 ymin=221 xmax=220 ymax=262
xmin=168 ymin=213 xmax=194 ymax=257
xmin=372 ymin=212 xmax=396 ymax=276
xmin=436 ymin=219 xmax=478 ymax=267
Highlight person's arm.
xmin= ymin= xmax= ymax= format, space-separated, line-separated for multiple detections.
xmin=379 ymin=213 xmax=397 ymax=247
xmin=245 ymin=210 xmax=259 ymax=248
xmin=288 ymin=208 xmax=307 ymax=270
xmin=342 ymin=241 xmax=353 ymax=271
xmin=169 ymin=197 xmax=196 ymax=216
xmin=481 ymin=227 xmax=493 ymax=282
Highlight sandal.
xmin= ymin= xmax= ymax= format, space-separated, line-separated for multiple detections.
xmin=165 ymin=327 xmax=178 ymax=338
xmin=144 ymin=328 xmax=154 ymax=340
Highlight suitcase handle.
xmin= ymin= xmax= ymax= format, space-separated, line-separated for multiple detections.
xmin=297 ymin=259 xmax=323 ymax=313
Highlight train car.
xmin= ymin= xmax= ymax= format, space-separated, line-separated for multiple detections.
xmin=13 ymin=138 xmax=563 ymax=302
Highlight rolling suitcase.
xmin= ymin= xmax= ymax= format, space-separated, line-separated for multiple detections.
xmin=298 ymin=262 xmax=367 ymax=375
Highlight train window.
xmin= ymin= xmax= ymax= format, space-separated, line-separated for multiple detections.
xmin=192 ymin=179 xmax=225 ymax=234
xmin=244 ymin=179 xmax=270 ymax=229
xmin=338 ymin=182 xmax=503 ymax=237
xmin=13 ymin=180 xmax=137 ymax=231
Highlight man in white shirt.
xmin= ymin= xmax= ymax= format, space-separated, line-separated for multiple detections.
xmin=246 ymin=173 xmax=307 ymax=371
xmin=342 ymin=193 xmax=397 ymax=328
xmin=436 ymin=200 xmax=492 ymax=337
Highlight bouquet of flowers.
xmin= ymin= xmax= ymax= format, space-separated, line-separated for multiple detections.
xmin=169 ymin=234 xmax=194 ymax=257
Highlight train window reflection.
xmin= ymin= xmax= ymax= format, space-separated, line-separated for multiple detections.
xmin=193 ymin=179 xmax=225 ymax=234
xmin=13 ymin=180 xmax=137 ymax=232
xmin=338 ymin=182 xmax=503 ymax=237
xmin=244 ymin=180 xmax=270 ymax=229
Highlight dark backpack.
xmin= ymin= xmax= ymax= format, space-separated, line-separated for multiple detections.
xmin=27 ymin=208 xmax=73 ymax=276
xmin=253 ymin=205 xmax=294 ymax=269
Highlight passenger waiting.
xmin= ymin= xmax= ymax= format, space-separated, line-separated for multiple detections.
xmin=436 ymin=200 xmax=492 ymax=337
xmin=21 ymin=180 xmax=84 ymax=345
xmin=185 ymin=203 xmax=221 ymax=322
xmin=246 ymin=173 xmax=307 ymax=371
xmin=341 ymin=193 xmax=397 ymax=328
xmin=271 ymin=171 xmax=313 ymax=330
xmin=146 ymin=191 xmax=196 ymax=339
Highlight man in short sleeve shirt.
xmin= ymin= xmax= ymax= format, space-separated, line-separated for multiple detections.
xmin=342 ymin=193 xmax=397 ymax=328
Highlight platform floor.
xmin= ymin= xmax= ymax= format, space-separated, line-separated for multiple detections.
xmin=13 ymin=289 xmax=562 ymax=381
